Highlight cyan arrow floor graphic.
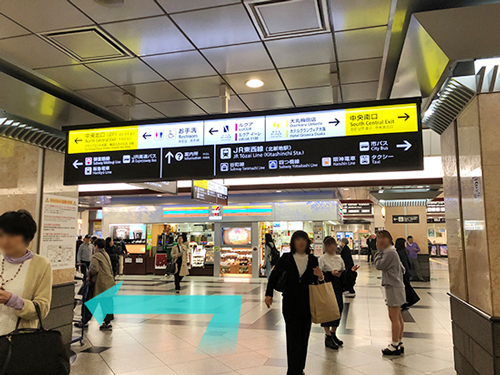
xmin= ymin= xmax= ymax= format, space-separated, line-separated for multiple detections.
xmin=85 ymin=282 xmax=242 ymax=355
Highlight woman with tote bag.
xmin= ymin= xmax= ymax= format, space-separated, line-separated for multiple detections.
xmin=171 ymin=234 xmax=190 ymax=293
xmin=265 ymin=230 xmax=324 ymax=375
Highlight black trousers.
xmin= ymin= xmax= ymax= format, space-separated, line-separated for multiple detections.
xmin=174 ymin=257 xmax=183 ymax=291
xmin=80 ymin=261 xmax=90 ymax=280
xmin=283 ymin=303 xmax=312 ymax=375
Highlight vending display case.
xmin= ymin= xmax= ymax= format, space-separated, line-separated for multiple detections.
xmin=220 ymin=247 xmax=253 ymax=275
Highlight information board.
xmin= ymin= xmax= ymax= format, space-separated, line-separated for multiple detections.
xmin=39 ymin=195 xmax=78 ymax=270
xmin=392 ymin=215 xmax=420 ymax=224
xmin=64 ymin=100 xmax=422 ymax=185
xmin=192 ymin=180 xmax=228 ymax=205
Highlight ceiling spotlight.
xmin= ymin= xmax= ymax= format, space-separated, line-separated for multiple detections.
xmin=276 ymin=190 xmax=282 ymax=193
xmin=157 ymin=194 xmax=163 ymax=197
xmin=245 ymin=79 xmax=264 ymax=88
xmin=343 ymin=188 xmax=350 ymax=191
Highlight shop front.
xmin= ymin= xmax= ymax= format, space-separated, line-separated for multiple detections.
xmin=101 ymin=200 xmax=341 ymax=278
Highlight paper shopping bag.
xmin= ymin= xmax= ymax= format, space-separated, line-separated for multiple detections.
xmin=309 ymin=282 xmax=340 ymax=324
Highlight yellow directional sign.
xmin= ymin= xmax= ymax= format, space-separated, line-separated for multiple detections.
xmin=68 ymin=126 xmax=139 ymax=154
xmin=345 ymin=103 xmax=418 ymax=136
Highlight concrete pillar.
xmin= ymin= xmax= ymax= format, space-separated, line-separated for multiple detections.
xmin=442 ymin=92 xmax=500 ymax=374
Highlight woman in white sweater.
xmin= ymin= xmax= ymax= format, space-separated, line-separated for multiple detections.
xmin=0 ymin=210 xmax=52 ymax=335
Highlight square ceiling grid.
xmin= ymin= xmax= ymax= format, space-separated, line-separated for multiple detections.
xmin=0 ymin=0 xmax=391 ymax=120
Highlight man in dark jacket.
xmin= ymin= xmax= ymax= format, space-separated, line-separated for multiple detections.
xmin=367 ymin=234 xmax=378 ymax=262
xmin=340 ymin=238 xmax=359 ymax=297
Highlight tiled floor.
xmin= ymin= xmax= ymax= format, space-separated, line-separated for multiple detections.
xmin=71 ymin=257 xmax=456 ymax=375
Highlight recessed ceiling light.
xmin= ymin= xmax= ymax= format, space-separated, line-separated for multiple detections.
xmin=343 ymin=188 xmax=350 ymax=191
xmin=246 ymin=79 xmax=264 ymax=88
xmin=157 ymin=194 xmax=163 ymax=197
xmin=276 ymin=190 xmax=282 ymax=193
xmin=106 ymin=196 xmax=112 ymax=199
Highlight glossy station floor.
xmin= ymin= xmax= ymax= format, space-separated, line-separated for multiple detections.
xmin=71 ymin=258 xmax=455 ymax=375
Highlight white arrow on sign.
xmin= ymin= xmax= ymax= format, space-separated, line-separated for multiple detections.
xmin=396 ymin=140 xmax=412 ymax=151
xmin=165 ymin=151 xmax=174 ymax=164
xmin=73 ymin=160 xmax=83 ymax=169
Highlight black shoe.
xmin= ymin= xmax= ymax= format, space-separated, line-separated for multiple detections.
xmin=331 ymin=332 xmax=343 ymax=347
xmin=74 ymin=322 xmax=88 ymax=329
xmin=382 ymin=344 xmax=401 ymax=356
xmin=99 ymin=323 xmax=112 ymax=330
xmin=399 ymin=342 xmax=405 ymax=354
xmin=325 ymin=335 xmax=339 ymax=350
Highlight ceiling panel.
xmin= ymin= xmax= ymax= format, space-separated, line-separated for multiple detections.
xmin=0 ymin=0 xmax=92 ymax=32
xmin=171 ymin=4 xmax=259 ymax=48
xmin=158 ymin=0 xmax=240 ymax=14
xmin=202 ymin=42 xmax=274 ymax=74
xmin=289 ymin=86 xmax=333 ymax=106
xmin=223 ymin=70 xmax=284 ymax=94
xmin=77 ymin=86 xmax=134 ymax=107
xmin=335 ymin=26 xmax=387 ymax=61
xmin=265 ymin=33 xmax=335 ymax=68
xmin=170 ymin=76 xmax=223 ymax=99
xmin=107 ymin=103 xmax=164 ymax=120
xmin=143 ymin=50 xmax=217 ymax=80
xmin=150 ymin=100 xmax=205 ymax=117
xmin=239 ymin=90 xmax=293 ymax=111
xmin=122 ymin=81 xmax=185 ymax=103
xmin=36 ymin=64 xmax=112 ymax=90
xmin=0 ymin=35 xmax=76 ymax=69
xmin=102 ymin=16 xmax=194 ymax=57
xmin=0 ymin=14 xmax=29 ymax=39
xmin=193 ymin=96 xmax=247 ymax=114
xmin=70 ymin=0 xmax=163 ymax=23
xmin=279 ymin=63 xmax=333 ymax=90
xmin=341 ymin=81 xmax=379 ymax=102
xmin=330 ymin=0 xmax=391 ymax=31
xmin=339 ymin=58 xmax=382 ymax=84
xmin=86 ymin=58 xmax=162 ymax=85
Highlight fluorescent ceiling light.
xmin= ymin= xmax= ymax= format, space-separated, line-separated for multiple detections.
xmin=246 ymin=79 xmax=264 ymax=88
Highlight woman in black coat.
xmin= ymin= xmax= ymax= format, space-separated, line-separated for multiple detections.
xmin=265 ymin=230 xmax=324 ymax=375
xmin=395 ymin=237 xmax=420 ymax=309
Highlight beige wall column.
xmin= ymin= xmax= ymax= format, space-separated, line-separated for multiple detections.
xmin=442 ymin=92 xmax=500 ymax=374
xmin=0 ymin=137 xmax=77 ymax=351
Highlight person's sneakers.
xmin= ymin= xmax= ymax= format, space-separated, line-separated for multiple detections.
xmin=325 ymin=335 xmax=339 ymax=350
xmin=344 ymin=291 xmax=356 ymax=298
xmin=74 ymin=322 xmax=88 ymax=329
xmin=99 ymin=322 xmax=112 ymax=330
xmin=331 ymin=332 xmax=344 ymax=347
xmin=399 ymin=342 xmax=405 ymax=354
xmin=381 ymin=343 xmax=402 ymax=356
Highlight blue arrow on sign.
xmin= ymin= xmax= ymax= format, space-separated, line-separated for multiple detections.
xmin=85 ymin=282 xmax=242 ymax=354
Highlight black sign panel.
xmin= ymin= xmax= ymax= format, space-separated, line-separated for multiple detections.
xmin=215 ymin=132 xmax=422 ymax=178
xmin=64 ymin=100 xmax=422 ymax=185
xmin=64 ymin=149 xmax=161 ymax=185
xmin=392 ymin=215 xmax=420 ymax=224
xmin=192 ymin=180 xmax=228 ymax=205
xmin=344 ymin=203 xmax=373 ymax=215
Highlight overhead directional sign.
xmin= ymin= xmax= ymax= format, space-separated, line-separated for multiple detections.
xmin=64 ymin=100 xmax=423 ymax=185
xmin=192 ymin=180 xmax=228 ymax=205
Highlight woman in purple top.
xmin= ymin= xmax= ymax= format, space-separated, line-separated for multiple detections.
xmin=406 ymin=236 xmax=424 ymax=282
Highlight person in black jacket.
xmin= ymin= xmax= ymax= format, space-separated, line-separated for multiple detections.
xmin=367 ymin=234 xmax=378 ymax=262
xmin=395 ymin=238 xmax=420 ymax=310
xmin=340 ymin=238 xmax=359 ymax=296
xmin=105 ymin=237 xmax=119 ymax=276
xmin=265 ymin=230 xmax=324 ymax=375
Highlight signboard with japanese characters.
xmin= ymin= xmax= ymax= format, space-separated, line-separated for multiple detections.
xmin=64 ymin=100 xmax=422 ymax=185
xmin=192 ymin=180 xmax=229 ymax=205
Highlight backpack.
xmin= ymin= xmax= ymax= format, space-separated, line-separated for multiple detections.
xmin=270 ymin=246 xmax=281 ymax=266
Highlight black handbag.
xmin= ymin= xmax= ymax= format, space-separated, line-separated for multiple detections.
xmin=274 ymin=269 xmax=287 ymax=292
xmin=165 ymin=260 xmax=176 ymax=275
xmin=0 ymin=302 xmax=70 ymax=375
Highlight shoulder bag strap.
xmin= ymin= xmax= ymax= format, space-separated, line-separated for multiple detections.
xmin=33 ymin=301 xmax=46 ymax=331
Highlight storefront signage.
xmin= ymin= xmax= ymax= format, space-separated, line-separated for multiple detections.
xmin=162 ymin=206 xmax=210 ymax=218
xmin=427 ymin=201 xmax=445 ymax=213
xmin=343 ymin=203 xmax=372 ymax=215
xmin=222 ymin=205 xmax=273 ymax=217
xmin=392 ymin=215 xmax=420 ymax=224
xmin=192 ymin=180 xmax=228 ymax=205
xmin=64 ymin=100 xmax=422 ymax=185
